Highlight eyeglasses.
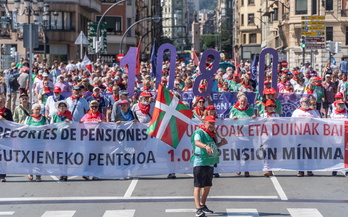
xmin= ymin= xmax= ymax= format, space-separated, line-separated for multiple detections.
xmin=90 ymin=106 xmax=98 ymax=108
xmin=267 ymin=105 xmax=275 ymax=108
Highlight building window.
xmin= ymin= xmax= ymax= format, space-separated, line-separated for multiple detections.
xmin=326 ymin=27 xmax=333 ymax=41
xmin=241 ymin=14 xmax=244 ymax=26
xmin=326 ymin=0 xmax=333 ymax=10
xmin=49 ymin=12 xmax=71 ymax=30
xmin=127 ymin=0 xmax=132 ymax=5
xmin=312 ymin=0 xmax=317 ymax=14
xmin=249 ymin=33 xmax=256 ymax=43
xmin=248 ymin=0 xmax=254 ymax=5
xmin=97 ymin=16 xmax=122 ymax=35
xmin=127 ymin=18 xmax=132 ymax=37
xmin=243 ymin=34 xmax=246 ymax=44
xmin=273 ymin=8 xmax=278 ymax=21
xmin=247 ymin=13 xmax=255 ymax=25
xmin=346 ymin=27 xmax=348 ymax=45
xmin=241 ymin=0 xmax=244 ymax=6
xmin=295 ymin=0 xmax=308 ymax=14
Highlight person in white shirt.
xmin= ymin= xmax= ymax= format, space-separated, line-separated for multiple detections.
xmin=260 ymin=100 xmax=279 ymax=118
xmin=330 ymin=99 xmax=348 ymax=119
xmin=45 ymin=86 xmax=66 ymax=119
xmin=292 ymin=96 xmax=318 ymax=177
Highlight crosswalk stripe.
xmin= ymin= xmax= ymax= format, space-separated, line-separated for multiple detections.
xmin=124 ymin=178 xmax=139 ymax=198
xmin=0 ymin=211 xmax=15 ymax=215
xmin=226 ymin=209 xmax=260 ymax=217
xmin=287 ymin=208 xmax=323 ymax=217
xmin=165 ymin=209 xmax=196 ymax=213
xmin=41 ymin=211 xmax=76 ymax=217
xmin=103 ymin=210 xmax=135 ymax=217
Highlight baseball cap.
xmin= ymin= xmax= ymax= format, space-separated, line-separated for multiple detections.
xmin=263 ymin=100 xmax=277 ymax=108
xmin=206 ymin=105 xmax=216 ymax=111
xmin=203 ymin=115 xmax=216 ymax=122
xmin=264 ymin=81 xmax=271 ymax=84
xmin=263 ymin=88 xmax=277 ymax=95
xmin=53 ymin=86 xmax=62 ymax=93
xmin=335 ymin=92 xmax=344 ymax=98
xmin=93 ymin=87 xmax=101 ymax=92
xmin=334 ymin=99 xmax=345 ymax=106
xmin=199 ymin=84 xmax=207 ymax=89
xmin=90 ymin=100 xmax=99 ymax=106
xmin=119 ymin=90 xmax=129 ymax=95
xmin=140 ymin=91 xmax=152 ymax=97
xmin=119 ymin=99 xmax=130 ymax=104
xmin=42 ymin=73 xmax=48 ymax=77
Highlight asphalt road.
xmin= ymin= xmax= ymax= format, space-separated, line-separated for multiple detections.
xmin=0 ymin=171 xmax=347 ymax=217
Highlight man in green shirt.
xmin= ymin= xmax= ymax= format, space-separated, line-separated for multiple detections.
xmin=191 ymin=115 xmax=228 ymax=217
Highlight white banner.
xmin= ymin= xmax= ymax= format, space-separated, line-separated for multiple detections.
xmin=0 ymin=118 xmax=347 ymax=178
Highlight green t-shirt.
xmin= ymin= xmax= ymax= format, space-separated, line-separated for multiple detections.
xmin=314 ymin=85 xmax=324 ymax=103
xmin=25 ymin=116 xmax=47 ymax=126
xmin=230 ymin=106 xmax=254 ymax=118
xmin=228 ymin=80 xmax=241 ymax=92
xmin=191 ymin=129 xmax=219 ymax=167
xmin=256 ymin=100 xmax=282 ymax=115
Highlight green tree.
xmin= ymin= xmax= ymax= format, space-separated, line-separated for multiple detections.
xmin=200 ymin=33 xmax=219 ymax=51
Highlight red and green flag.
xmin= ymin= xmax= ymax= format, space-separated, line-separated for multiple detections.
xmin=147 ymin=84 xmax=193 ymax=148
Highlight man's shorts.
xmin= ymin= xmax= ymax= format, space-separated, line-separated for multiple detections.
xmin=193 ymin=166 xmax=214 ymax=188
xmin=323 ymin=102 xmax=332 ymax=109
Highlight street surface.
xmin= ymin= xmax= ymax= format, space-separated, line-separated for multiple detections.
xmin=0 ymin=171 xmax=347 ymax=217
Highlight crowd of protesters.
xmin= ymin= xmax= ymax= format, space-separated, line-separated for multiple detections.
xmin=0 ymin=55 xmax=348 ymax=182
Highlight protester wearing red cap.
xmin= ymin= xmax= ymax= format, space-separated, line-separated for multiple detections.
xmin=192 ymin=96 xmax=206 ymax=120
xmin=45 ymin=85 xmax=66 ymax=120
xmin=191 ymin=115 xmax=227 ymax=217
xmin=131 ymin=91 xmax=154 ymax=124
xmin=256 ymin=88 xmax=282 ymax=116
xmin=330 ymin=99 xmax=348 ymax=177
xmin=228 ymin=72 xmax=241 ymax=91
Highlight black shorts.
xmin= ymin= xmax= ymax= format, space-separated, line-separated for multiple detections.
xmin=193 ymin=166 xmax=214 ymax=188
xmin=322 ymin=102 xmax=332 ymax=109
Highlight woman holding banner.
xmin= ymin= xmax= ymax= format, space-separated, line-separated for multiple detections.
xmin=51 ymin=100 xmax=72 ymax=181
xmin=24 ymin=104 xmax=48 ymax=182
xmin=230 ymin=94 xmax=256 ymax=177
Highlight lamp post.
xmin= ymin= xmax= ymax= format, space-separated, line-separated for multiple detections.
xmin=13 ymin=0 xmax=49 ymax=104
xmin=119 ymin=15 xmax=162 ymax=54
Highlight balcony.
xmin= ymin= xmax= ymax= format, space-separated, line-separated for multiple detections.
xmin=341 ymin=9 xmax=348 ymax=17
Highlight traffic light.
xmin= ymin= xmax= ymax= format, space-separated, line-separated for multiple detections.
xmin=335 ymin=42 xmax=342 ymax=54
xmin=326 ymin=41 xmax=335 ymax=53
xmin=300 ymin=36 xmax=306 ymax=49
xmin=10 ymin=47 xmax=16 ymax=58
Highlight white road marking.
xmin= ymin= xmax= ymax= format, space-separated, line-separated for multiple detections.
xmin=50 ymin=176 xmax=59 ymax=181
xmin=41 ymin=211 xmax=76 ymax=217
xmin=0 ymin=211 xmax=14 ymax=215
xmin=226 ymin=208 xmax=260 ymax=217
xmin=123 ymin=178 xmax=139 ymax=198
xmin=165 ymin=209 xmax=195 ymax=213
xmin=270 ymin=174 xmax=288 ymax=200
xmin=0 ymin=195 xmax=278 ymax=202
xmin=103 ymin=210 xmax=135 ymax=217
xmin=287 ymin=208 xmax=323 ymax=217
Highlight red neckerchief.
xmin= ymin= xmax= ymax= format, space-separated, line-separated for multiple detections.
xmin=232 ymin=78 xmax=240 ymax=83
xmin=299 ymin=107 xmax=313 ymax=112
xmin=265 ymin=111 xmax=276 ymax=116
xmin=183 ymin=86 xmax=192 ymax=91
xmin=292 ymin=78 xmax=297 ymax=81
xmin=116 ymin=80 xmax=123 ymax=86
xmin=200 ymin=125 xmax=217 ymax=143
xmin=335 ymin=109 xmax=346 ymax=114
xmin=314 ymin=83 xmax=323 ymax=87
xmin=307 ymin=90 xmax=314 ymax=94
xmin=0 ymin=107 xmax=6 ymax=116
xmin=193 ymin=107 xmax=205 ymax=116
xmin=138 ymin=102 xmax=150 ymax=115
xmin=242 ymin=84 xmax=251 ymax=89
xmin=58 ymin=110 xmax=72 ymax=120
xmin=234 ymin=104 xmax=249 ymax=111
xmin=87 ymin=110 xmax=101 ymax=119
xmin=142 ymin=86 xmax=149 ymax=90
xmin=106 ymin=87 xmax=113 ymax=93
xmin=30 ymin=114 xmax=42 ymax=119
xmin=342 ymin=79 xmax=347 ymax=82
xmin=112 ymin=95 xmax=119 ymax=102
xmin=71 ymin=95 xmax=81 ymax=100
xmin=223 ymin=87 xmax=229 ymax=91
xmin=218 ymin=84 xmax=223 ymax=88
xmin=92 ymin=94 xmax=101 ymax=101
xmin=43 ymin=87 xmax=51 ymax=93
xmin=36 ymin=75 xmax=42 ymax=80
xmin=136 ymin=81 xmax=143 ymax=84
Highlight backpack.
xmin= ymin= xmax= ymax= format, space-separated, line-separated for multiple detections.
xmin=9 ymin=76 xmax=20 ymax=91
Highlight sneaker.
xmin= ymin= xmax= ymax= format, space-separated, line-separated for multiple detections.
xmin=195 ymin=208 xmax=205 ymax=217
xmin=0 ymin=178 xmax=6 ymax=182
xmin=82 ymin=176 xmax=89 ymax=180
xmin=345 ymin=172 xmax=348 ymax=177
xmin=297 ymin=172 xmax=304 ymax=177
xmin=244 ymin=172 xmax=250 ymax=177
xmin=307 ymin=171 xmax=314 ymax=176
xmin=332 ymin=171 xmax=337 ymax=176
xmin=213 ymin=173 xmax=220 ymax=178
xmin=36 ymin=177 xmax=42 ymax=182
xmin=167 ymin=173 xmax=176 ymax=179
xmin=201 ymin=205 xmax=214 ymax=214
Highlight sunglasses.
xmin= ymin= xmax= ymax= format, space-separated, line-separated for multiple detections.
xmin=198 ymin=101 xmax=205 ymax=103
xmin=267 ymin=105 xmax=275 ymax=108
xmin=90 ymin=106 xmax=98 ymax=108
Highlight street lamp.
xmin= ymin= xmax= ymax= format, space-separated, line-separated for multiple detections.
xmin=53 ymin=11 xmax=59 ymax=29
xmin=119 ymin=15 xmax=162 ymax=54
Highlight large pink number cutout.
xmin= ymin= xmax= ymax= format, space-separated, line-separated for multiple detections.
xmin=258 ymin=48 xmax=278 ymax=96
xmin=193 ymin=49 xmax=220 ymax=96
xmin=155 ymin=43 xmax=176 ymax=90
xmin=120 ymin=47 xmax=136 ymax=98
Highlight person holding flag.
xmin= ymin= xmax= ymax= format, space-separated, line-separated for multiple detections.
xmin=191 ymin=115 xmax=228 ymax=217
